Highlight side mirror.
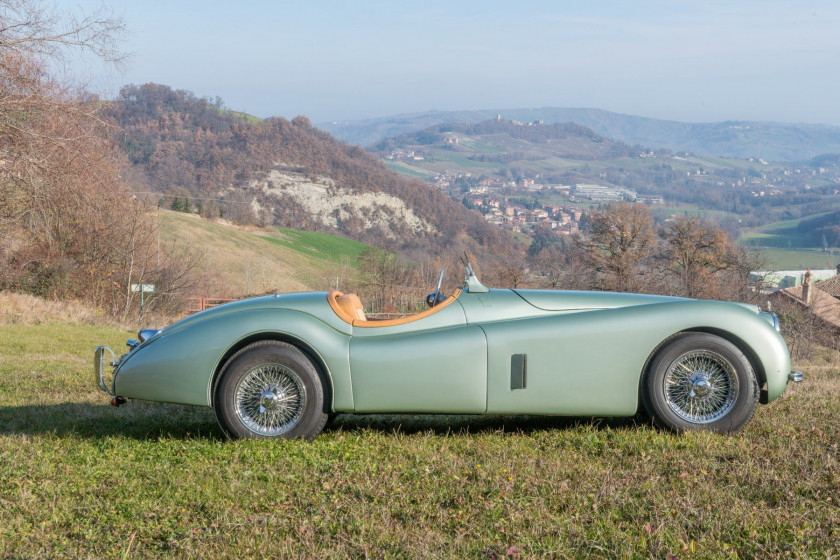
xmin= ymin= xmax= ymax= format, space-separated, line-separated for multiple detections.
xmin=426 ymin=292 xmax=446 ymax=308
xmin=427 ymin=269 xmax=445 ymax=307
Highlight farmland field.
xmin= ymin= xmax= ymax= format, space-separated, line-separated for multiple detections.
xmin=383 ymin=161 xmax=433 ymax=179
xmin=757 ymin=248 xmax=838 ymax=271
xmin=1 ymin=313 xmax=837 ymax=559
xmin=739 ymin=215 xmax=825 ymax=250
xmin=738 ymin=214 xmax=840 ymax=270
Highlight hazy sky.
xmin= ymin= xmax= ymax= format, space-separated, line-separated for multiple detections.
xmin=61 ymin=0 xmax=840 ymax=125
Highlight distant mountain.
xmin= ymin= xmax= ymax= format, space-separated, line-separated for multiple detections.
xmin=107 ymin=84 xmax=517 ymax=259
xmin=373 ymin=119 xmax=637 ymax=161
xmin=320 ymin=107 xmax=840 ymax=162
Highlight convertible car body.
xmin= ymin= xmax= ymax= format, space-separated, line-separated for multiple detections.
xmin=95 ymin=264 xmax=802 ymax=439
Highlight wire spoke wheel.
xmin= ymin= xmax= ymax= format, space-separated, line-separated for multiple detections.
xmin=234 ymin=363 xmax=307 ymax=436
xmin=663 ymin=350 xmax=739 ymax=424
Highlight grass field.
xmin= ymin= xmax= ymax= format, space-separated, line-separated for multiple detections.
xmin=650 ymin=204 xmax=735 ymax=221
xmin=757 ymin=248 xmax=838 ymax=270
xmin=260 ymin=228 xmax=370 ymax=265
xmin=1 ymin=317 xmax=837 ymax=559
xmin=384 ymin=161 xmax=434 ymax=179
xmin=738 ymin=214 xmax=839 ymax=270
xmin=157 ymin=211 xmax=372 ymax=296
xmin=739 ymin=216 xmax=824 ymax=250
xmin=218 ymin=109 xmax=262 ymax=125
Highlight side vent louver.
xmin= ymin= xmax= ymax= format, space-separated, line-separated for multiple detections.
xmin=510 ymin=354 xmax=527 ymax=390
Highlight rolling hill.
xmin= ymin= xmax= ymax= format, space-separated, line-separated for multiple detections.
xmin=374 ymin=119 xmax=638 ymax=163
xmin=321 ymin=107 xmax=840 ymax=162
xmin=372 ymin=118 xmax=791 ymax=199
xmin=108 ymin=84 xmax=518 ymax=262
xmin=737 ymin=213 xmax=840 ymax=270
xmin=157 ymin=210 xmax=371 ymax=297
xmin=376 ymin=118 xmax=840 ymax=252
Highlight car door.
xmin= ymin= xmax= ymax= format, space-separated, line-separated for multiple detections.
xmin=349 ymin=298 xmax=487 ymax=413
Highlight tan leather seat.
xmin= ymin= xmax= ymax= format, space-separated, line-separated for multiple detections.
xmin=328 ymin=290 xmax=367 ymax=322
xmin=327 ymin=289 xmax=462 ymax=327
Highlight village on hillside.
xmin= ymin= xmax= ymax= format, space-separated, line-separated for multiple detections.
xmin=448 ymin=179 xmax=664 ymax=237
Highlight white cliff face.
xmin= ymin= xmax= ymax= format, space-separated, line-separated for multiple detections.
xmin=243 ymin=167 xmax=436 ymax=238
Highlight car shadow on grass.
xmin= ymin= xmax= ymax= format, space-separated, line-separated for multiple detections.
xmin=0 ymin=401 xmax=224 ymax=441
xmin=328 ymin=412 xmax=654 ymax=437
xmin=0 ymin=402 xmax=655 ymax=441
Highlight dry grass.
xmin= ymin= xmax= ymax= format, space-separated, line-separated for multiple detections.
xmin=157 ymin=211 xmax=368 ymax=297
xmin=0 ymin=291 xmax=112 ymax=326
xmin=0 ymin=291 xmax=178 ymax=331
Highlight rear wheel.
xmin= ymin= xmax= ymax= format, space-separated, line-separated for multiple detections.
xmin=641 ymin=333 xmax=759 ymax=434
xmin=214 ymin=341 xmax=328 ymax=440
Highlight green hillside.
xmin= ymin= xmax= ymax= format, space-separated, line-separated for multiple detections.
xmin=739 ymin=215 xmax=823 ymax=249
xmin=374 ymin=120 xmax=640 ymax=179
xmin=219 ymin=109 xmax=262 ymax=125
xmin=259 ymin=227 xmax=370 ymax=264
xmin=157 ymin=210 xmax=371 ymax=296
xmin=739 ymin=214 xmax=840 ymax=270
xmin=373 ymin=118 xmax=794 ymax=183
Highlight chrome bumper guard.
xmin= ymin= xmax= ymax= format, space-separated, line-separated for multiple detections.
xmin=788 ymin=371 xmax=804 ymax=383
xmin=94 ymin=345 xmax=118 ymax=397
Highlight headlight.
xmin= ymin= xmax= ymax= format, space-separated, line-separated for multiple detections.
xmin=138 ymin=329 xmax=161 ymax=343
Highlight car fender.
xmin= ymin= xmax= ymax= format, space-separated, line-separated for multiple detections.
xmin=114 ymin=309 xmax=352 ymax=409
xmin=480 ymin=300 xmax=790 ymax=415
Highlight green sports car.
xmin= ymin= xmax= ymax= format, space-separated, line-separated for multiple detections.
xmin=95 ymin=261 xmax=802 ymax=440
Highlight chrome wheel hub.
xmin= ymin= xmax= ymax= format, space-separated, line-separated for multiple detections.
xmin=691 ymin=376 xmax=711 ymax=397
xmin=259 ymin=390 xmax=280 ymax=412
xmin=664 ymin=350 xmax=739 ymax=424
xmin=234 ymin=363 xmax=306 ymax=436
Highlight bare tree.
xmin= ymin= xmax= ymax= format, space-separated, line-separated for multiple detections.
xmin=1 ymin=1 xmax=126 ymax=64
xmin=498 ymin=252 xmax=529 ymax=289
xmin=531 ymin=242 xmax=590 ymax=291
xmin=770 ymin=296 xmax=825 ymax=360
xmin=354 ymin=248 xmax=416 ymax=314
xmin=655 ymin=216 xmax=736 ymax=299
xmin=726 ymin=246 xmax=767 ymax=304
xmin=578 ymin=203 xmax=656 ymax=292
xmin=1 ymin=2 xmax=200 ymax=317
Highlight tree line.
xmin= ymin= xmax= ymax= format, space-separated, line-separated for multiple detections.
xmin=0 ymin=2 xmax=198 ymax=320
xmin=346 ymin=204 xmax=766 ymax=322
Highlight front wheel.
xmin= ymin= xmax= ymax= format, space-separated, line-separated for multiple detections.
xmin=641 ymin=333 xmax=759 ymax=434
xmin=214 ymin=341 xmax=328 ymax=440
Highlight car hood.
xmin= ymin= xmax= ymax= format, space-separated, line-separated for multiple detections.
xmin=513 ymin=289 xmax=691 ymax=311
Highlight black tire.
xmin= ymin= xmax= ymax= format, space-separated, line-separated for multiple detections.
xmin=641 ymin=333 xmax=759 ymax=434
xmin=214 ymin=341 xmax=328 ymax=441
